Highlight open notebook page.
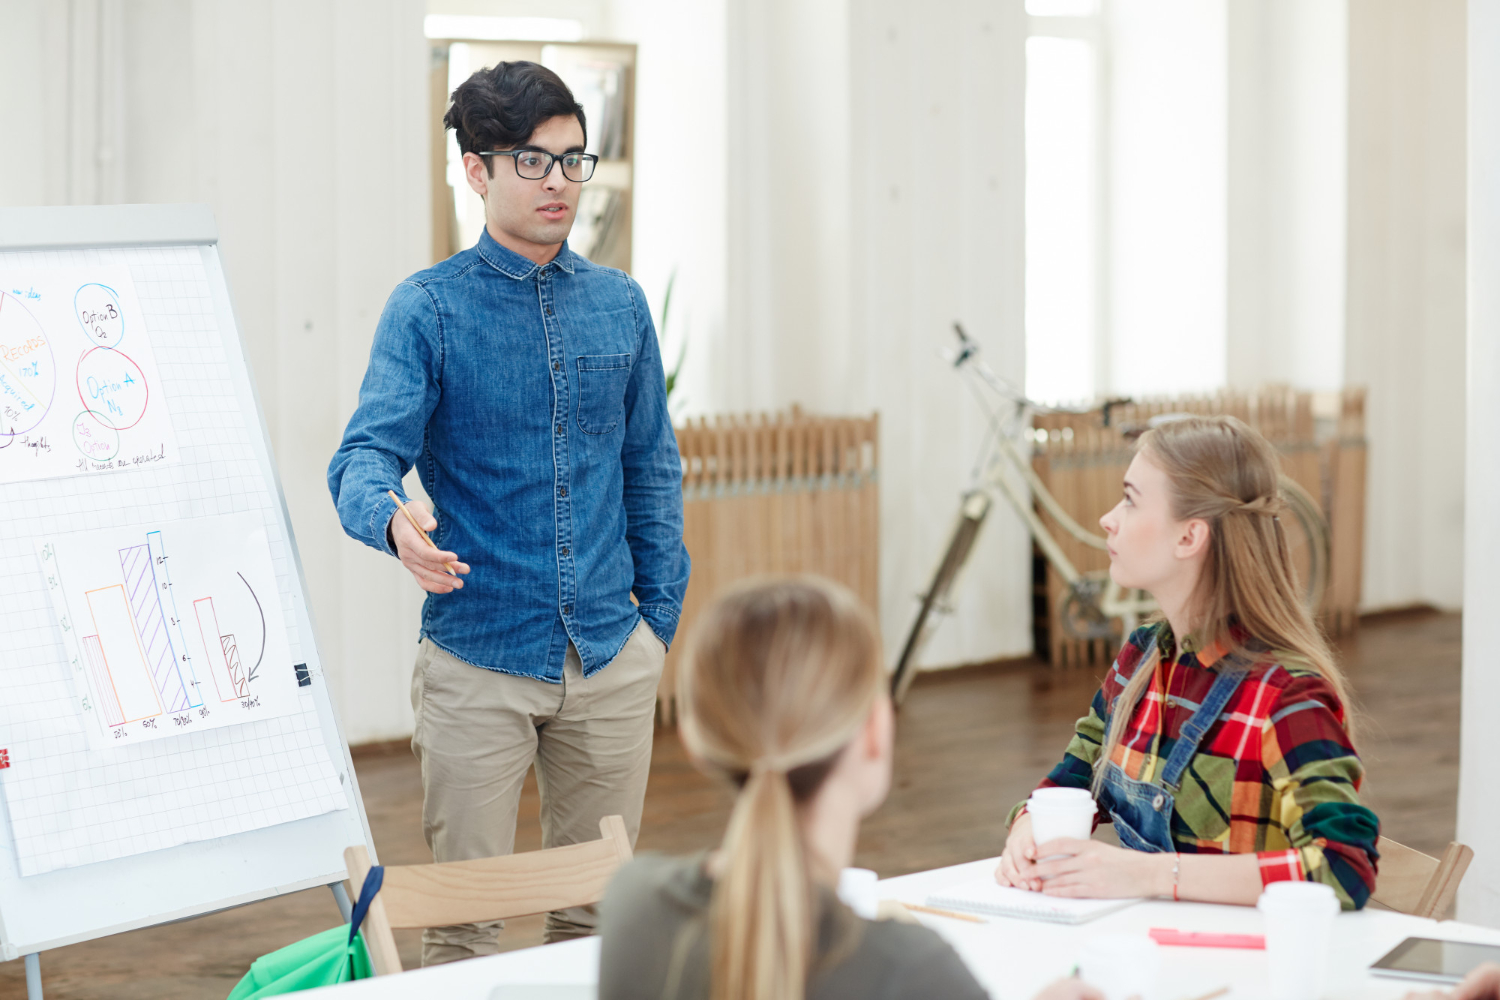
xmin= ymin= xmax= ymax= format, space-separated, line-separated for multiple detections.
xmin=927 ymin=878 xmax=1142 ymax=925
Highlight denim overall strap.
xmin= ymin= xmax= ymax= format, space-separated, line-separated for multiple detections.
xmin=1157 ymin=654 xmax=1252 ymax=794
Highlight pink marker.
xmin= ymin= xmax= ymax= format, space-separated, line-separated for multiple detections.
xmin=1149 ymin=928 xmax=1266 ymax=950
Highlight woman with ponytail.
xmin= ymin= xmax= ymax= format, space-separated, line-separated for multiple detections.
xmin=600 ymin=576 xmax=1099 ymax=1000
xmin=997 ymin=415 xmax=1380 ymax=910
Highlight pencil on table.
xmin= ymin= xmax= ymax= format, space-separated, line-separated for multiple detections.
xmin=387 ymin=490 xmax=458 ymax=575
xmin=900 ymin=902 xmax=988 ymax=924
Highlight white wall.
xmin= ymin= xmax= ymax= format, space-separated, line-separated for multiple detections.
xmin=599 ymin=0 xmax=727 ymax=420
xmin=720 ymin=0 xmax=1034 ymax=668
xmin=1226 ymin=0 xmax=1348 ymax=391
xmin=0 ymin=0 xmax=433 ymax=745
xmin=1346 ymin=0 xmax=1468 ymax=612
xmin=1458 ymin=0 xmax=1500 ymax=928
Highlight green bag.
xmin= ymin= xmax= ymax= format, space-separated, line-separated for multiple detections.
xmin=226 ymin=866 xmax=383 ymax=998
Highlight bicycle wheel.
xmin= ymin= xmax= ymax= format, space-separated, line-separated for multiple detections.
xmin=1277 ymin=475 xmax=1330 ymax=614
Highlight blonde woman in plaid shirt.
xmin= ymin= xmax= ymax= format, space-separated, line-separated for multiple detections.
xmin=997 ymin=415 xmax=1379 ymax=910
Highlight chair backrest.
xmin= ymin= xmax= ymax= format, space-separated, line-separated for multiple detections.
xmin=1370 ymin=837 xmax=1474 ymax=919
xmin=344 ymin=814 xmax=633 ymax=976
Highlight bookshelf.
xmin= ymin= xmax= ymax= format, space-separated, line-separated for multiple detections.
xmin=429 ymin=39 xmax=637 ymax=272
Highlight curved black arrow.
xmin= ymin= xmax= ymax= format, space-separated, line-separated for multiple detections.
xmin=237 ymin=571 xmax=267 ymax=683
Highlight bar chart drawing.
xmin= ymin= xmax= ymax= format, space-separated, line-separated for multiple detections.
xmin=194 ymin=597 xmax=247 ymax=701
xmin=118 ymin=540 xmax=199 ymax=711
xmin=82 ymin=584 xmax=164 ymax=724
xmin=80 ymin=634 xmax=126 ymax=727
xmin=146 ymin=528 xmax=204 ymax=708
xmin=38 ymin=513 xmax=302 ymax=747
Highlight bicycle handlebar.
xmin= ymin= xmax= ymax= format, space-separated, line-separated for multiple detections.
xmin=948 ymin=321 xmax=1132 ymax=423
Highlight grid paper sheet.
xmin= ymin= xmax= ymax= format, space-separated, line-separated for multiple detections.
xmin=0 ymin=246 xmax=347 ymax=877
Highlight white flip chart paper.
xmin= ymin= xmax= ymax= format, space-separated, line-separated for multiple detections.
xmin=0 ymin=267 xmax=178 ymax=484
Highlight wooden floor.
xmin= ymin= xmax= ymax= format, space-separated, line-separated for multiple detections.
xmin=1 ymin=610 xmax=1461 ymax=998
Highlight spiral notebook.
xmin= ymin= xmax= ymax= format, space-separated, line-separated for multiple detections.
xmin=926 ymin=878 xmax=1142 ymax=925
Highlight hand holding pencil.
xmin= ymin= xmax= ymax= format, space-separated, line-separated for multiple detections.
xmin=388 ymin=491 xmax=469 ymax=594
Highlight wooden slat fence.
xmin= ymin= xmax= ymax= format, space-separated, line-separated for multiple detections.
xmin=659 ymin=408 xmax=880 ymax=721
xmin=1031 ymin=386 xmax=1367 ymax=667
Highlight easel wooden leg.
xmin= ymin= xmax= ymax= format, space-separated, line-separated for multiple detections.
xmin=24 ymin=952 xmax=41 ymax=1000
xmin=331 ymin=881 xmax=353 ymax=922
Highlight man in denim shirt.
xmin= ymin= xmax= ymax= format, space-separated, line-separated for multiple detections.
xmin=328 ymin=61 xmax=689 ymax=964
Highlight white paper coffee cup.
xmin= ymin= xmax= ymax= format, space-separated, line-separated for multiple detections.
xmin=837 ymin=867 xmax=880 ymax=920
xmin=1258 ymin=881 xmax=1340 ymax=1000
xmin=1028 ymin=788 xmax=1097 ymax=853
xmin=1078 ymin=933 xmax=1160 ymax=1000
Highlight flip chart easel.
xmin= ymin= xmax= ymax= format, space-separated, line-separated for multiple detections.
xmin=0 ymin=204 xmax=374 ymax=999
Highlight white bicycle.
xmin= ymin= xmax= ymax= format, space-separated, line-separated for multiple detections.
xmin=891 ymin=324 xmax=1330 ymax=702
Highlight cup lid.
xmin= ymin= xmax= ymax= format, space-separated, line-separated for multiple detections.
xmin=1257 ymin=880 xmax=1339 ymax=914
xmin=1029 ymin=787 xmax=1095 ymax=805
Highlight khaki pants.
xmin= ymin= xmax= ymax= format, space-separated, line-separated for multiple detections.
xmin=410 ymin=620 xmax=664 ymax=966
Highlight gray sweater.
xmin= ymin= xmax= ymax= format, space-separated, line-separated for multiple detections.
xmin=598 ymin=853 xmax=989 ymax=1000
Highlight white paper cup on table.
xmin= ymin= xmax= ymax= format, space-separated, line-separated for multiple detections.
xmin=837 ymin=867 xmax=880 ymax=919
xmin=1027 ymin=787 xmax=1097 ymax=861
xmin=1258 ymin=881 xmax=1340 ymax=1000
xmin=1078 ymin=933 xmax=1159 ymax=1000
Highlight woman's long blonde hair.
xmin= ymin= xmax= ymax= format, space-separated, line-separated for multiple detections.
xmin=1092 ymin=415 xmax=1356 ymax=795
xmin=677 ymin=576 xmax=883 ymax=1000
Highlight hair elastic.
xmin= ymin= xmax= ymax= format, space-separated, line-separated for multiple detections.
xmin=1234 ymin=495 xmax=1286 ymax=517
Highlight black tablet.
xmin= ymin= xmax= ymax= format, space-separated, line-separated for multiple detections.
xmin=1370 ymin=936 xmax=1500 ymax=984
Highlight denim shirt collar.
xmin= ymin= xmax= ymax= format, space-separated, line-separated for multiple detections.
xmin=476 ymin=225 xmax=577 ymax=278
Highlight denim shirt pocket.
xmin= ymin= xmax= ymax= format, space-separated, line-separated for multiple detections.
xmin=575 ymin=353 xmax=633 ymax=434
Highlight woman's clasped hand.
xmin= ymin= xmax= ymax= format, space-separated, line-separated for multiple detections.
xmin=997 ymin=813 xmax=1169 ymax=898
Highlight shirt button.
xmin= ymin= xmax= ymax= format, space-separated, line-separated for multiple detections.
xmin=1152 ymin=793 xmax=1166 ymax=812
xmin=1165 ymin=696 xmax=1177 ymax=708
xmin=558 ymin=485 xmax=567 ymax=497
xmin=552 ymin=361 xmax=561 ymax=372
xmin=546 ymin=306 xmax=554 ymax=316
xmin=556 ymin=424 xmax=564 ymax=435
xmin=563 ymin=603 xmax=573 ymax=614
xmin=560 ymin=545 xmax=570 ymax=556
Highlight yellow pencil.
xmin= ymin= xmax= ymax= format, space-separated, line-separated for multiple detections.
xmin=388 ymin=490 xmax=458 ymax=575
xmin=900 ymin=902 xmax=988 ymax=924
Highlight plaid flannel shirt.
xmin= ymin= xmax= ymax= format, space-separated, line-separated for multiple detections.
xmin=1009 ymin=622 xmax=1379 ymax=910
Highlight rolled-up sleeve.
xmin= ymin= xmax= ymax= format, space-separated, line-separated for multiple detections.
xmin=1258 ymin=674 xmax=1380 ymax=910
xmin=327 ymin=281 xmax=443 ymax=555
xmin=617 ymin=279 xmax=689 ymax=647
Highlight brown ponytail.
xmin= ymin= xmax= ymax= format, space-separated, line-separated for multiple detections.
xmin=678 ymin=576 xmax=882 ymax=1000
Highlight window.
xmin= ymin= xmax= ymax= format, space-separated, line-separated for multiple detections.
xmin=1025 ymin=0 xmax=1229 ymax=404
xmin=1024 ymin=12 xmax=1101 ymax=405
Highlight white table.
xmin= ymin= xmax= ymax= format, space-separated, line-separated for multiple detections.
xmin=881 ymin=859 xmax=1500 ymax=999
xmin=304 ymin=857 xmax=1500 ymax=999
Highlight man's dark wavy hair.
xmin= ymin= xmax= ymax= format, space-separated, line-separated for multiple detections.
xmin=443 ymin=61 xmax=586 ymax=177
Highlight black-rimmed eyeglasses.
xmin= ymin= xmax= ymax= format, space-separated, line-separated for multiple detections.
xmin=478 ymin=149 xmax=598 ymax=183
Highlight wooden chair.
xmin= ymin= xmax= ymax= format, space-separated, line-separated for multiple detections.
xmin=344 ymin=815 xmax=633 ymax=975
xmin=1370 ymin=837 xmax=1474 ymax=919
